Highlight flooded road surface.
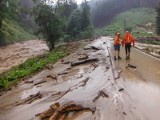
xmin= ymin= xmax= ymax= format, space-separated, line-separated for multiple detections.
xmin=0 ymin=40 xmax=48 ymax=73
xmin=0 ymin=37 xmax=160 ymax=120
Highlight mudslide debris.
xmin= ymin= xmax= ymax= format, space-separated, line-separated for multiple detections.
xmin=93 ymin=90 xmax=109 ymax=102
xmin=49 ymin=102 xmax=96 ymax=120
xmin=126 ymin=64 xmax=137 ymax=69
xmin=34 ymin=80 xmax=46 ymax=86
xmin=15 ymin=92 xmax=42 ymax=105
xmin=71 ymin=58 xmax=98 ymax=66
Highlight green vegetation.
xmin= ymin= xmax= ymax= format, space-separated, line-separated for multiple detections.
xmin=67 ymin=0 xmax=93 ymax=41
xmin=156 ymin=3 xmax=160 ymax=35
xmin=0 ymin=46 xmax=69 ymax=89
xmin=1 ymin=19 xmax=36 ymax=44
xmin=95 ymin=8 xmax=156 ymax=37
xmin=0 ymin=0 xmax=36 ymax=45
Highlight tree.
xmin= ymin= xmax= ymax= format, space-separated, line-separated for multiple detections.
xmin=81 ymin=0 xmax=91 ymax=31
xmin=156 ymin=2 xmax=160 ymax=35
xmin=67 ymin=9 xmax=81 ymax=37
xmin=33 ymin=0 xmax=64 ymax=50
xmin=0 ymin=0 xmax=8 ymax=29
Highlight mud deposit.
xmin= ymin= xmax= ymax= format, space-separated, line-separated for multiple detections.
xmin=0 ymin=37 xmax=160 ymax=120
xmin=135 ymin=42 xmax=160 ymax=58
xmin=0 ymin=40 xmax=48 ymax=73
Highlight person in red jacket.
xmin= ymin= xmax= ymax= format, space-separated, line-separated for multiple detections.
xmin=114 ymin=32 xmax=121 ymax=60
xmin=122 ymin=31 xmax=135 ymax=60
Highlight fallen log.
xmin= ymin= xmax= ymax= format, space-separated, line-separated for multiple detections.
xmin=34 ymin=80 xmax=46 ymax=86
xmin=25 ymin=80 xmax=34 ymax=84
xmin=126 ymin=64 xmax=137 ymax=69
xmin=91 ymin=46 xmax=101 ymax=50
xmin=61 ymin=61 xmax=70 ymax=64
xmin=71 ymin=58 xmax=98 ymax=66
xmin=47 ymin=74 xmax=57 ymax=80
xmin=93 ymin=90 xmax=109 ymax=102
xmin=49 ymin=102 xmax=96 ymax=120
xmin=36 ymin=102 xmax=60 ymax=119
xmin=16 ymin=92 xmax=42 ymax=105
xmin=57 ymin=71 xmax=68 ymax=76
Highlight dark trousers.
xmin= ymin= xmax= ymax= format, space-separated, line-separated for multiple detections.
xmin=125 ymin=43 xmax=131 ymax=55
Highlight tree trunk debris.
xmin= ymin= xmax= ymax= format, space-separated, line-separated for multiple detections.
xmin=49 ymin=102 xmax=96 ymax=120
xmin=47 ymin=74 xmax=57 ymax=80
xmin=15 ymin=92 xmax=42 ymax=105
xmin=93 ymin=90 xmax=109 ymax=102
xmin=126 ymin=64 xmax=137 ymax=69
xmin=71 ymin=58 xmax=98 ymax=66
xmin=57 ymin=71 xmax=68 ymax=76
xmin=34 ymin=80 xmax=46 ymax=86
xmin=91 ymin=46 xmax=101 ymax=50
xmin=36 ymin=102 xmax=60 ymax=119
xmin=25 ymin=80 xmax=34 ymax=84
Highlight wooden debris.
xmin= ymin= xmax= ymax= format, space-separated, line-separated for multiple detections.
xmin=16 ymin=92 xmax=42 ymax=105
xmin=25 ymin=80 xmax=33 ymax=84
xmin=79 ymin=77 xmax=90 ymax=87
xmin=78 ymin=54 xmax=89 ymax=61
xmin=91 ymin=63 xmax=98 ymax=69
xmin=61 ymin=61 xmax=70 ymax=64
xmin=49 ymin=102 xmax=96 ymax=120
xmin=46 ymin=64 xmax=53 ymax=70
xmin=34 ymin=80 xmax=46 ymax=86
xmin=36 ymin=102 xmax=60 ymax=119
xmin=91 ymin=46 xmax=101 ymax=50
xmin=126 ymin=64 xmax=137 ymax=69
xmin=115 ymin=70 xmax=123 ymax=80
xmin=71 ymin=58 xmax=98 ymax=66
xmin=47 ymin=74 xmax=57 ymax=80
xmin=57 ymin=71 xmax=68 ymax=76
xmin=119 ymin=88 xmax=124 ymax=92
xmin=93 ymin=90 xmax=109 ymax=102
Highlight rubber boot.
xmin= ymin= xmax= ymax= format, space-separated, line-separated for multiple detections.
xmin=118 ymin=56 xmax=121 ymax=59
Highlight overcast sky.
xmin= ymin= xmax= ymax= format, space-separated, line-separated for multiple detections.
xmin=76 ymin=0 xmax=83 ymax=4
xmin=76 ymin=0 xmax=90 ymax=4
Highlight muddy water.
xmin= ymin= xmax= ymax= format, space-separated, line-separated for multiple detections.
xmin=0 ymin=37 xmax=160 ymax=120
xmin=0 ymin=40 xmax=48 ymax=73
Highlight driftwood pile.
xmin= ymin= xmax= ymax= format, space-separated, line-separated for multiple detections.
xmin=36 ymin=102 xmax=96 ymax=120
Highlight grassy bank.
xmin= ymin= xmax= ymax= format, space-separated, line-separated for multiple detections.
xmin=0 ymin=46 xmax=69 ymax=89
xmin=1 ymin=19 xmax=36 ymax=45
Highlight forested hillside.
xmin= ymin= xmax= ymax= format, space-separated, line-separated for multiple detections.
xmin=0 ymin=0 xmax=36 ymax=45
xmin=95 ymin=8 xmax=156 ymax=36
xmin=90 ymin=0 xmax=159 ymax=27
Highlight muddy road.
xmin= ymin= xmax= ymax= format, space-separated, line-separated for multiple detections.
xmin=0 ymin=40 xmax=48 ymax=74
xmin=0 ymin=37 xmax=160 ymax=120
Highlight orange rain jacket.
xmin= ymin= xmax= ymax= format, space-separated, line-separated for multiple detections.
xmin=114 ymin=33 xmax=121 ymax=45
xmin=122 ymin=32 xmax=135 ymax=46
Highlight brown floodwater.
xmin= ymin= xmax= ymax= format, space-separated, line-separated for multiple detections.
xmin=0 ymin=40 xmax=48 ymax=74
xmin=0 ymin=37 xmax=160 ymax=120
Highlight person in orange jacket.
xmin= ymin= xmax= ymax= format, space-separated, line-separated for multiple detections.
xmin=122 ymin=31 xmax=135 ymax=59
xmin=114 ymin=32 xmax=121 ymax=60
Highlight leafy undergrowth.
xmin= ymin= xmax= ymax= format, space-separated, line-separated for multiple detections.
xmin=0 ymin=45 xmax=71 ymax=89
